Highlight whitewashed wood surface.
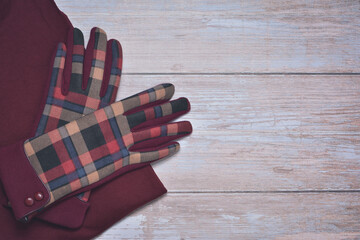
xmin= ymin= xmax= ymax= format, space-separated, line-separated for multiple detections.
xmin=55 ymin=1 xmax=360 ymax=239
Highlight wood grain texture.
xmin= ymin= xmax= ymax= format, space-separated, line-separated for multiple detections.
xmin=97 ymin=193 xmax=360 ymax=239
xmin=116 ymin=75 xmax=360 ymax=191
xmin=56 ymin=0 xmax=360 ymax=73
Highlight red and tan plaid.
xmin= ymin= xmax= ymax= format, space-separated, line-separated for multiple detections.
xmin=24 ymin=84 xmax=191 ymax=206
xmin=36 ymin=27 xmax=121 ymax=135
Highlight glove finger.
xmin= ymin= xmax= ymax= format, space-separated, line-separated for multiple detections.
xmin=52 ymin=43 xmax=67 ymax=92
xmin=35 ymin=43 xmax=66 ymax=136
xmin=130 ymin=121 xmax=192 ymax=152
xmin=83 ymin=27 xmax=107 ymax=111
xmin=126 ymin=97 xmax=190 ymax=130
xmin=128 ymin=142 xmax=180 ymax=165
xmin=68 ymin=28 xmax=85 ymax=94
xmin=111 ymin=83 xmax=174 ymax=117
xmin=99 ymin=39 xmax=122 ymax=106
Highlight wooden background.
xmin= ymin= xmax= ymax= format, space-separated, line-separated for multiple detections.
xmin=56 ymin=1 xmax=360 ymax=239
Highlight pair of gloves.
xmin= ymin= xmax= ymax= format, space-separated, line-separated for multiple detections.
xmin=0 ymin=23 xmax=191 ymax=229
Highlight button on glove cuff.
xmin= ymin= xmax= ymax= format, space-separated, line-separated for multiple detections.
xmin=0 ymin=140 xmax=50 ymax=222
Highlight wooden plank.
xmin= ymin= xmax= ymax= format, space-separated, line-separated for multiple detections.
xmin=55 ymin=0 xmax=360 ymax=73
xmin=97 ymin=193 xmax=360 ymax=239
xmin=115 ymin=75 xmax=360 ymax=191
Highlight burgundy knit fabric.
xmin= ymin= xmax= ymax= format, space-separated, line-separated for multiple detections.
xmin=0 ymin=0 xmax=166 ymax=238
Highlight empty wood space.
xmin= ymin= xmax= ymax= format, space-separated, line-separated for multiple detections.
xmin=56 ymin=1 xmax=360 ymax=239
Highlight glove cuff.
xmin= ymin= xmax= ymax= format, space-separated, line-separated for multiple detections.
xmin=0 ymin=140 xmax=50 ymax=222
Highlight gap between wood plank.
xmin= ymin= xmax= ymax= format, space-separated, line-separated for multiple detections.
xmin=123 ymin=72 xmax=360 ymax=75
xmin=168 ymin=190 xmax=360 ymax=194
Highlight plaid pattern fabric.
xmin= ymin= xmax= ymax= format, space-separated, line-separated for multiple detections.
xmin=35 ymin=28 xmax=121 ymax=136
xmin=34 ymin=28 xmax=122 ymax=202
xmin=24 ymin=84 xmax=191 ymax=206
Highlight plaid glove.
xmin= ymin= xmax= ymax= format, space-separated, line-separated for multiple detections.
xmin=29 ymin=26 xmax=122 ymax=228
xmin=0 ymin=83 xmax=192 ymax=222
